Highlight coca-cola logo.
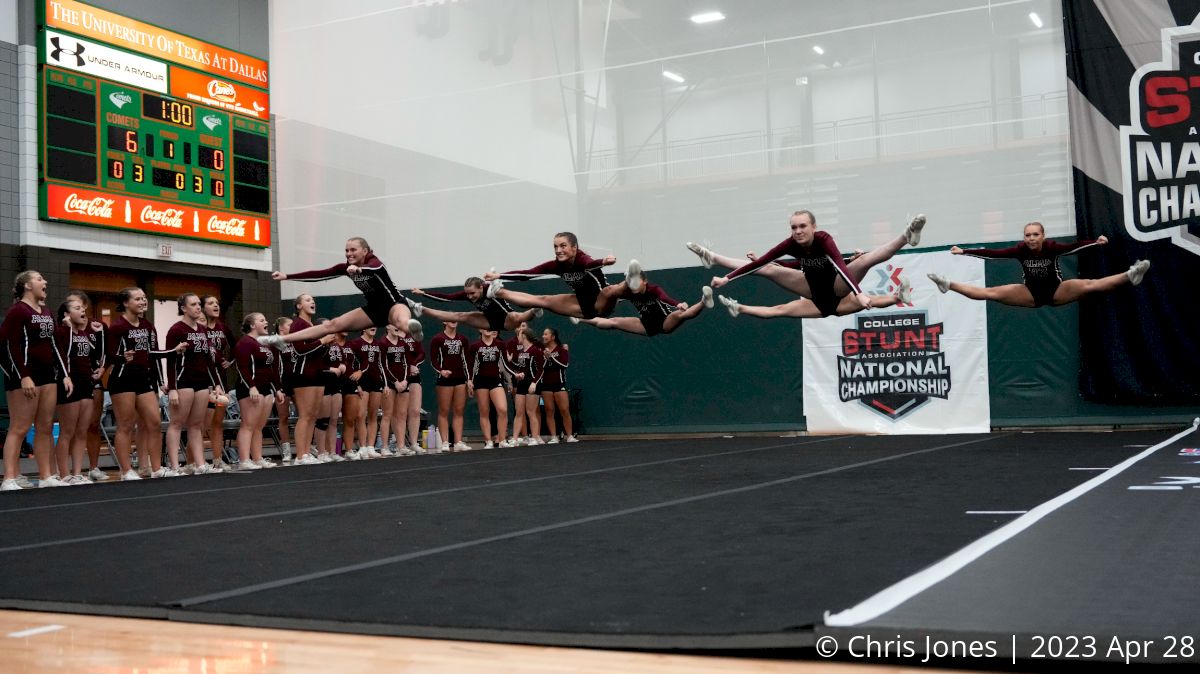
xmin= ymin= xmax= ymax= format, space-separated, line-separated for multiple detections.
xmin=207 ymin=215 xmax=246 ymax=237
xmin=207 ymin=79 xmax=237 ymax=102
xmin=63 ymin=193 xmax=115 ymax=218
xmin=140 ymin=205 xmax=185 ymax=229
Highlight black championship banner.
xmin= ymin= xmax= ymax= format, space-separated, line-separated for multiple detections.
xmin=1064 ymin=0 xmax=1200 ymax=402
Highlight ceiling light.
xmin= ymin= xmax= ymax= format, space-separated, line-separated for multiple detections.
xmin=662 ymin=70 xmax=685 ymax=83
xmin=812 ymin=45 xmax=825 ymax=55
xmin=1028 ymin=12 xmax=1043 ymax=28
xmin=690 ymin=11 xmax=725 ymax=24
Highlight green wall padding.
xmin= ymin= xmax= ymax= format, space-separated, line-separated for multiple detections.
xmin=283 ymin=255 xmax=1196 ymax=434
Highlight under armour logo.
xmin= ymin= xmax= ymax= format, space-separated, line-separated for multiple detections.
xmin=50 ymin=37 xmax=85 ymax=67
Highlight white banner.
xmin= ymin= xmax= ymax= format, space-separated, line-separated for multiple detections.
xmin=803 ymin=252 xmax=989 ymax=434
xmin=45 ymin=29 xmax=167 ymax=92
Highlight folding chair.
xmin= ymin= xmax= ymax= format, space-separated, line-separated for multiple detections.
xmin=220 ymin=399 xmax=241 ymax=464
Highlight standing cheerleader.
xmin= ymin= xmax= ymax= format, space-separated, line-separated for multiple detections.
xmin=378 ymin=324 xmax=414 ymax=455
xmin=273 ymin=316 xmax=296 ymax=462
xmin=2 ymin=271 xmax=70 ymax=489
xmin=288 ymin=295 xmax=328 ymax=466
xmin=468 ymin=330 xmax=511 ymax=448
xmin=431 ymin=321 xmax=471 ymax=451
xmin=54 ymin=295 xmax=97 ymax=484
xmin=507 ymin=326 xmax=543 ymax=446
xmin=105 ymin=287 xmax=182 ymax=480
xmin=537 ymin=328 xmax=576 ymax=444
xmin=166 ymin=294 xmax=218 ymax=474
xmin=201 ymin=295 xmax=235 ymax=471
xmin=348 ymin=327 xmax=386 ymax=458
xmin=233 ymin=313 xmax=285 ymax=469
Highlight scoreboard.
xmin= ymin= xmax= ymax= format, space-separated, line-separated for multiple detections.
xmin=37 ymin=0 xmax=271 ymax=247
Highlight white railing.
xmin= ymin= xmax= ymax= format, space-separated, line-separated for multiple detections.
xmin=587 ymin=92 xmax=1068 ymax=189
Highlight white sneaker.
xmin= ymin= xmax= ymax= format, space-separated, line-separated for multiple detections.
xmin=569 ymin=316 xmax=581 ymax=325
xmin=453 ymin=441 xmax=471 ymax=451
xmin=397 ymin=447 xmax=416 ymax=456
xmin=257 ymin=458 xmax=277 ymax=468
xmin=904 ymin=214 xmax=926 ymax=246
xmin=686 ymin=242 xmax=715 ymax=269
xmin=528 ymin=437 xmax=543 ymax=446
xmin=927 ymin=273 xmax=950 ymax=294
xmin=701 ymin=285 xmax=715 ymax=309
xmin=410 ymin=444 xmax=425 ymax=455
xmin=364 ymin=448 xmax=382 ymax=459
xmin=296 ymin=454 xmax=321 ymax=466
xmin=566 ymin=435 xmax=580 ymax=443
xmin=150 ymin=467 xmax=170 ymax=479
xmin=439 ymin=444 xmax=451 ymax=453
xmin=532 ymin=307 xmax=544 ymax=318
xmin=407 ymin=319 xmax=424 ymax=342
xmin=379 ymin=447 xmax=395 ymax=457
xmin=344 ymin=448 xmax=362 ymax=461
xmin=211 ymin=460 xmax=230 ymax=473
xmin=499 ymin=439 xmax=515 ymax=448
xmin=1127 ymin=259 xmax=1150 ymax=285
xmin=137 ymin=466 xmax=151 ymax=478
xmin=625 ymin=259 xmax=645 ymax=292
xmin=1 ymin=479 xmax=21 ymax=491
xmin=719 ymin=295 xmax=741 ymax=317
xmin=237 ymin=460 xmax=262 ymax=471
xmin=547 ymin=436 xmax=560 ymax=444
xmin=408 ymin=300 xmax=424 ymax=318
xmin=38 ymin=475 xmax=68 ymax=488
xmin=894 ymin=276 xmax=913 ymax=304
xmin=15 ymin=475 xmax=34 ymax=488
xmin=257 ymin=333 xmax=285 ymax=348
xmin=88 ymin=468 xmax=109 ymax=481
xmin=121 ymin=469 xmax=142 ymax=481
xmin=487 ymin=278 xmax=504 ymax=299
xmin=482 ymin=441 xmax=495 ymax=449
xmin=316 ymin=453 xmax=334 ymax=463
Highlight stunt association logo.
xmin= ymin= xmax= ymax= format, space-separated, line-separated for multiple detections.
xmin=838 ymin=311 xmax=951 ymax=421
xmin=1120 ymin=26 xmax=1200 ymax=256
xmin=868 ymin=263 xmax=913 ymax=306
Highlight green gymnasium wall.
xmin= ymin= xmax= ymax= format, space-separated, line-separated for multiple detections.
xmin=287 ymin=254 xmax=1195 ymax=435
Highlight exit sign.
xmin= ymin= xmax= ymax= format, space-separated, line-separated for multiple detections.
xmin=158 ymin=242 xmax=173 ymax=258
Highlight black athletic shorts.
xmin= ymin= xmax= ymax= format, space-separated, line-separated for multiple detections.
xmin=107 ymin=365 xmax=156 ymax=395
xmin=437 ymin=375 xmax=467 ymax=387
xmin=4 ymin=366 xmax=56 ymax=392
xmin=57 ymin=371 xmax=93 ymax=404
xmin=473 ymin=376 xmax=503 ymax=390
xmin=236 ymin=382 xmax=277 ymax=402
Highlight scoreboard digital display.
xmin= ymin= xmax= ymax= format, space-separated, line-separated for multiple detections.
xmin=36 ymin=0 xmax=271 ymax=247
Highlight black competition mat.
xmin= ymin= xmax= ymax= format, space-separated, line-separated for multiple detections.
xmin=0 ymin=429 xmax=1187 ymax=653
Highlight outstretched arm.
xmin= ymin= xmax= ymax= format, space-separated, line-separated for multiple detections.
xmin=271 ymin=262 xmax=349 ymax=282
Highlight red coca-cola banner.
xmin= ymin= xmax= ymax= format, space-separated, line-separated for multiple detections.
xmin=45 ymin=184 xmax=270 ymax=247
